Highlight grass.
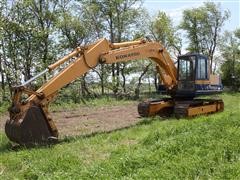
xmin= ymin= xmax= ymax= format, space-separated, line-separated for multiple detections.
xmin=0 ymin=96 xmax=133 ymax=115
xmin=0 ymin=93 xmax=240 ymax=179
xmin=0 ymin=101 xmax=9 ymax=115
xmin=50 ymin=95 xmax=133 ymax=112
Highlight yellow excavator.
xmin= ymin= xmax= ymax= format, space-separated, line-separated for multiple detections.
xmin=5 ymin=38 xmax=224 ymax=145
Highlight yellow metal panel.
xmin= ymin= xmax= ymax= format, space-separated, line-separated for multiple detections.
xmin=148 ymin=101 xmax=174 ymax=116
xmin=188 ymin=104 xmax=217 ymax=116
xmin=29 ymin=39 xmax=110 ymax=100
xmin=111 ymin=39 xmax=145 ymax=49
xmin=103 ymin=42 xmax=177 ymax=89
xmin=210 ymin=74 xmax=220 ymax=85
xmin=195 ymin=80 xmax=210 ymax=84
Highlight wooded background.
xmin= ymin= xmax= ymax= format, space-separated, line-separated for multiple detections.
xmin=0 ymin=0 xmax=239 ymax=104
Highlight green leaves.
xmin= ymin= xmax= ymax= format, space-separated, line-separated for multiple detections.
xmin=150 ymin=11 xmax=182 ymax=56
xmin=56 ymin=11 xmax=86 ymax=49
xmin=180 ymin=2 xmax=230 ymax=71
xmin=0 ymin=0 xmax=60 ymax=86
xmin=220 ymin=28 xmax=240 ymax=90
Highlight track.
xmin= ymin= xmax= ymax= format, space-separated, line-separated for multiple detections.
xmin=174 ymin=99 xmax=224 ymax=118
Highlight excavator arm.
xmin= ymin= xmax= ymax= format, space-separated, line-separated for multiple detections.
xmin=33 ymin=38 xmax=177 ymax=101
xmin=5 ymin=38 xmax=178 ymax=145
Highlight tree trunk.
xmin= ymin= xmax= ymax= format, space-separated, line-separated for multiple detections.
xmin=1 ymin=39 xmax=13 ymax=97
xmin=80 ymin=74 xmax=91 ymax=97
xmin=109 ymin=16 xmax=118 ymax=94
xmin=154 ymin=71 xmax=158 ymax=91
xmin=100 ymin=64 xmax=105 ymax=95
xmin=134 ymin=63 xmax=151 ymax=99
xmin=116 ymin=62 xmax=120 ymax=92
xmin=120 ymin=63 xmax=126 ymax=93
xmin=43 ymin=37 xmax=49 ymax=81
xmin=148 ymin=76 xmax=151 ymax=94
xmin=0 ymin=54 xmax=5 ymax=101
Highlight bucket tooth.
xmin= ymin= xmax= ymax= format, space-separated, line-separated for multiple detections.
xmin=5 ymin=105 xmax=58 ymax=145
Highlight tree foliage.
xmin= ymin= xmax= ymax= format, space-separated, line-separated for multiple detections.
xmin=180 ymin=2 xmax=230 ymax=71
xmin=0 ymin=0 xmax=237 ymax=104
xmin=80 ymin=0 xmax=144 ymax=94
xmin=220 ymin=28 xmax=240 ymax=90
xmin=150 ymin=11 xmax=182 ymax=56
xmin=0 ymin=0 xmax=151 ymax=103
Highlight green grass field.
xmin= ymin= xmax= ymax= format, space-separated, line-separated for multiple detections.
xmin=0 ymin=93 xmax=240 ymax=179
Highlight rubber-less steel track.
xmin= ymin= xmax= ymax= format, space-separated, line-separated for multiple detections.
xmin=174 ymin=99 xmax=224 ymax=118
xmin=138 ymin=98 xmax=224 ymax=118
xmin=138 ymin=98 xmax=174 ymax=117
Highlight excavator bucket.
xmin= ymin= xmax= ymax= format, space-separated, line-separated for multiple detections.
xmin=5 ymin=105 xmax=58 ymax=146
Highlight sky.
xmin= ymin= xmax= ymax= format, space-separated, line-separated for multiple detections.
xmin=143 ymin=0 xmax=240 ymax=32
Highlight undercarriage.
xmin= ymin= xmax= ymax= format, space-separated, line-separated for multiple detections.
xmin=138 ymin=98 xmax=224 ymax=118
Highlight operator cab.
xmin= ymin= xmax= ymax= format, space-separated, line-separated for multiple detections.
xmin=176 ymin=53 xmax=223 ymax=98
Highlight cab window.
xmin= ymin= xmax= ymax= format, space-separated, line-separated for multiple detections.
xmin=178 ymin=56 xmax=195 ymax=81
xmin=196 ymin=57 xmax=207 ymax=79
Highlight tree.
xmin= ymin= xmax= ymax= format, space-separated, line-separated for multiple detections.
xmin=0 ymin=1 xmax=6 ymax=101
xmin=150 ymin=11 xmax=182 ymax=56
xmin=139 ymin=11 xmax=182 ymax=91
xmin=0 ymin=0 xmax=60 ymax=87
xmin=56 ymin=1 xmax=93 ymax=98
xmin=1 ymin=1 xmax=37 ymax=86
xmin=80 ymin=1 xmax=109 ymax=95
xmin=220 ymin=29 xmax=240 ymax=90
xmin=180 ymin=2 xmax=230 ymax=72
xmin=26 ymin=0 xmax=59 ymax=81
xmin=81 ymin=0 xmax=144 ymax=94
xmin=133 ymin=61 xmax=152 ymax=98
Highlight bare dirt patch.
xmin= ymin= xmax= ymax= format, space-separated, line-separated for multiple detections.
xmin=0 ymin=102 xmax=141 ymax=138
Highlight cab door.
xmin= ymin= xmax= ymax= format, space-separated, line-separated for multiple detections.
xmin=195 ymin=55 xmax=211 ymax=95
xmin=196 ymin=56 xmax=208 ymax=80
xmin=176 ymin=55 xmax=196 ymax=97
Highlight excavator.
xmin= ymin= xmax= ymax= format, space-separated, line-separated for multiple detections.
xmin=5 ymin=38 xmax=224 ymax=145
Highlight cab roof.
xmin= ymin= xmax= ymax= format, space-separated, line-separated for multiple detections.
xmin=178 ymin=53 xmax=208 ymax=60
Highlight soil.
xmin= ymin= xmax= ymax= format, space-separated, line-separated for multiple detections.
xmin=0 ymin=102 xmax=141 ymax=138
